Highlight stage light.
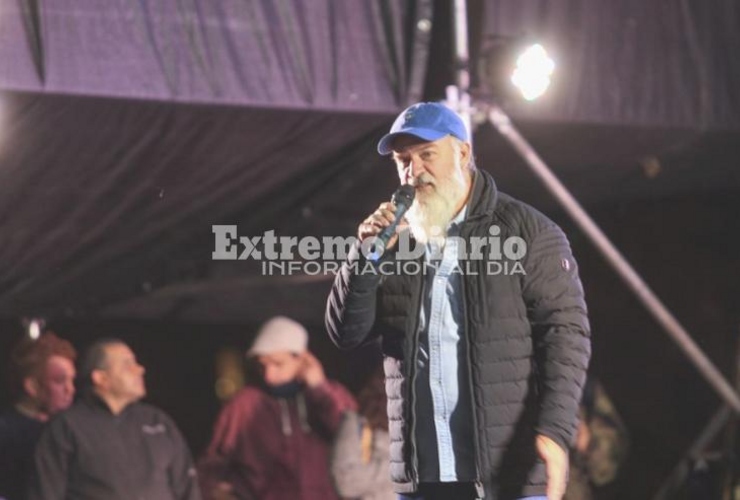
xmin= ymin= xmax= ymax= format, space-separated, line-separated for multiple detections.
xmin=475 ymin=37 xmax=555 ymax=102
xmin=510 ymin=44 xmax=555 ymax=101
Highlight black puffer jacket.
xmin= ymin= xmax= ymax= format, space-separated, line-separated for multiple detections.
xmin=326 ymin=169 xmax=591 ymax=499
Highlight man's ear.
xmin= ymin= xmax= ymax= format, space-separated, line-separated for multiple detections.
xmin=23 ymin=376 xmax=39 ymax=399
xmin=91 ymin=369 xmax=107 ymax=388
xmin=460 ymin=141 xmax=472 ymax=169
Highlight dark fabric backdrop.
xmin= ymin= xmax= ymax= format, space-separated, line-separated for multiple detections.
xmin=0 ymin=0 xmax=434 ymax=317
xmin=481 ymin=0 xmax=740 ymax=129
xmin=2 ymin=0 xmax=433 ymax=110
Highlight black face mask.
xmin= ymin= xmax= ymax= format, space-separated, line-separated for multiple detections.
xmin=264 ymin=380 xmax=303 ymax=398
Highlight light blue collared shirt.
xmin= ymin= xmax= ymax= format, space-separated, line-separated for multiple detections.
xmin=418 ymin=205 xmax=470 ymax=481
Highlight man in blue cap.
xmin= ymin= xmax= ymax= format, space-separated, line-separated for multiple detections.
xmin=326 ymin=102 xmax=591 ymax=500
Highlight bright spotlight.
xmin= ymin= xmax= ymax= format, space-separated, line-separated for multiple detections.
xmin=510 ymin=44 xmax=555 ymax=101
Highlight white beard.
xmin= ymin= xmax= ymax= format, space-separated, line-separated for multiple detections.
xmin=405 ymin=160 xmax=468 ymax=245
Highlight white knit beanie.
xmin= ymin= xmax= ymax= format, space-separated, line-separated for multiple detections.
xmin=247 ymin=316 xmax=308 ymax=357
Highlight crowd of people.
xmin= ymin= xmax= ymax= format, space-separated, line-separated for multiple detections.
xmin=1 ymin=103 xmax=618 ymax=500
xmin=0 ymin=319 xmax=357 ymax=500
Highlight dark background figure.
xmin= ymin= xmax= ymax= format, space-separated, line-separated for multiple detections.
xmin=0 ymin=332 xmax=76 ymax=500
xmin=28 ymin=338 xmax=201 ymax=500
xmin=564 ymin=379 xmax=630 ymax=500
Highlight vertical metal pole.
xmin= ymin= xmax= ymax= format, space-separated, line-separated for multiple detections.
xmin=452 ymin=0 xmax=470 ymax=90
xmin=447 ymin=0 xmax=473 ymax=144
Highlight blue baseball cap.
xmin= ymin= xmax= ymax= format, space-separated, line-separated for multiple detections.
xmin=377 ymin=102 xmax=469 ymax=155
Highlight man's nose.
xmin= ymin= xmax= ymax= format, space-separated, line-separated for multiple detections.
xmin=409 ymin=157 xmax=426 ymax=179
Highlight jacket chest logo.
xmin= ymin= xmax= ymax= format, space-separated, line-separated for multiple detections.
xmin=142 ymin=423 xmax=167 ymax=435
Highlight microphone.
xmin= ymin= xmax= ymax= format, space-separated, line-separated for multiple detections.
xmin=366 ymin=184 xmax=415 ymax=262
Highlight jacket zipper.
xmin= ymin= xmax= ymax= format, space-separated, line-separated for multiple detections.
xmin=461 ymin=228 xmax=485 ymax=498
xmin=408 ymin=253 xmax=425 ymax=489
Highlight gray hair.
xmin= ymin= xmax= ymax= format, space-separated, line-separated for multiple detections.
xmin=451 ymin=137 xmax=477 ymax=171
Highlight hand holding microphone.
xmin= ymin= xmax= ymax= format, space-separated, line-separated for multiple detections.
xmin=357 ymin=185 xmax=415 ymax=262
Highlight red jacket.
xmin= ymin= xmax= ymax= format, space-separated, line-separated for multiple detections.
xmin=199 ymin=382 xmax=356 ymax=500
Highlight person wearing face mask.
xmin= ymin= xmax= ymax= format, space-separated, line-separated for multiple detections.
xmin=199 ymin=316 xmax=356 ymax=500
xmin=326 ymin=102 xmax=591 ymax=500
xmin=0 ymin=332 xmax=77 ymax=500
xmin=28 ymin=338 xmax=201 ymax=500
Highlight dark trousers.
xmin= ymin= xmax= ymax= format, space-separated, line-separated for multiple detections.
xmin=399 ymin=482 xmax=478 ymax=500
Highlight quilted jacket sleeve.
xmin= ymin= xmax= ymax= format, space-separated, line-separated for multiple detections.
xmin=522 ymin=221 xmax=591 ymax=452
xmin=325 ymin=241 xmax=385 ymax=349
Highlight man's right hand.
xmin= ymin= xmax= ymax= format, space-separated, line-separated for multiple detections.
xmin=357 ymin=202 xmax=403 ymax=250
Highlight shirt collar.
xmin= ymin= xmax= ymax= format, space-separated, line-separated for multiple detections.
xmin=450 ymin=204 xmax=467 ymax=230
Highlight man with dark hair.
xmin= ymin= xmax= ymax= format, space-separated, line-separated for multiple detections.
xmin=77 ymin=339 xmax=109 ymax=379
xmin=0 ymin=331 xmax=76 ymax=500
xmin=29 ymin=338 xmax=201 ymax=500
xmin=326 ymin=102 xmax=591 ymax=500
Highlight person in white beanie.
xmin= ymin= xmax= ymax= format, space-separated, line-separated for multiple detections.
xmin=199 ymin=316 xmax=356 ymax=500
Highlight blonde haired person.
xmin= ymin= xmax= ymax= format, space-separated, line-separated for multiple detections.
xmin=331 ymin=368 xmax=394 ymax=500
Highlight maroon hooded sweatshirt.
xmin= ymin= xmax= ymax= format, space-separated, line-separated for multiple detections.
xmin=199 ymin=381 xmax=356 ymax=500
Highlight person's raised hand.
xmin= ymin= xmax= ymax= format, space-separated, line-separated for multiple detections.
xmin=297 ymin=351 xmax=326 ymax=389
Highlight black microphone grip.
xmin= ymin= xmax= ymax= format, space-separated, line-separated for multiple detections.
xmin=366 ymin=185 xmax=415 ymax=262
